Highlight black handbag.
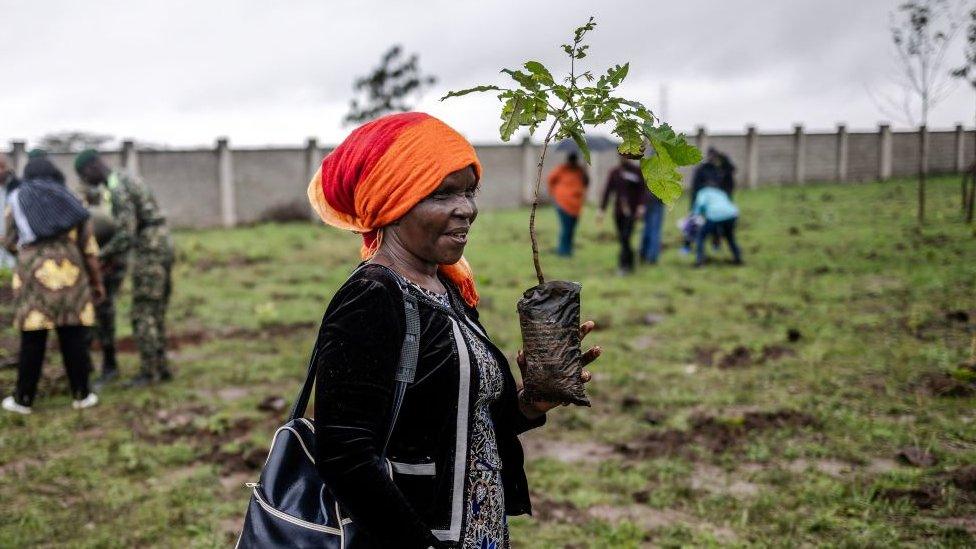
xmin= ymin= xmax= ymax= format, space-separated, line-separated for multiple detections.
xmin=236 ymin=266 xmax=421 ymax=548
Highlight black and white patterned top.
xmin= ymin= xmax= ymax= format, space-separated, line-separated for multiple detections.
xmin=410 ymin=283 xmax=508 ymax=549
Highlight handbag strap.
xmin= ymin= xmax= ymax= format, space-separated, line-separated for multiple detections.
xmin=288 ymin=264 xmax=421 ymax=456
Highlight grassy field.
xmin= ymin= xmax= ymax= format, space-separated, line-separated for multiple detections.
xmin=1 ymin=176 xmax=974 ymax=548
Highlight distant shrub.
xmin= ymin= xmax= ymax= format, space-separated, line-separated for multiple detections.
xmin=259 ymin=201 xmax=311 ymax=223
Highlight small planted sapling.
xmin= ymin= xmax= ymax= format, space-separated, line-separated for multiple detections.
xmin=442 ymin=17 xmax=701 ymax=406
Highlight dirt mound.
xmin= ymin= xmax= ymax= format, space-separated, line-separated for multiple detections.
xmin=917 ymin=371 xmax=975 ymax=398
xmin=131 ymin=403 xmax=273 ymax=474
xmin=896 ymin=447 xmax=938 ymax=468
xmin=951 ymin=466 xmax=976 ymax=492
xmin=875 ymin=485 xmax=943 ymax=509
xmin=759 ymin=344 xmax=796 ymax=362
xmin=616 ymin=409 xmax=818 ymax=458
xmin=718 ymin=346 xmax=751 ymax=369
xmin=694 ymin=344 xmax=797 ymax=369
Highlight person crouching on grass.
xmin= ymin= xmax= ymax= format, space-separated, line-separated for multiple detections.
xmin=692 ymin=180 xmax=743 ymax=267
xmin=306 ymin=112 xmax=602 ymax=548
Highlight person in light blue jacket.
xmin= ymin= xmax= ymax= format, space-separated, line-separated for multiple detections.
xmin=692 ymin=182 xmax=743 ymax=267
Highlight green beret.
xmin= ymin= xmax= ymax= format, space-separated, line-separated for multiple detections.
xmin=74 ymin=148 xmax=100 ymax=173
xmin=27 ymin=148 xmax=48 ymax=159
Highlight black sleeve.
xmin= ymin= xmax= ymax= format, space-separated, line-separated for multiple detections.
xmin=314 ymin=278 xmax=442 ymax=549
xmin=600 ymin=170 xmax=617 ymax=211
xmin=510 ymin=401 xmax=547 ymax=435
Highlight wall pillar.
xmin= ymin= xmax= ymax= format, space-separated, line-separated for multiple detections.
xmin=216 ymin=137 xmax=236 ymax=228
xmin=11 ymin=140 xmax=27 ymax=175
xmin=305 ymin=138 xmax=320 ymax=220
xmin=695 ymin=126 xmax=708 ymax=155
xmin=745 ymin=125 xmax=758 ymax=188
xmin=878 ymin=124 xmax=892 ymax=181
xmin=121 ymin=139 xmax=139 ymax=175
xmin=304 ymin=137 xmax=320 ymax=183
xmin=793 ymin=124 xmax=805 ymax=184
xmin=836 ymin=124 xmax=848 ymax=182
xmin=521 ymin=136 xmax=537 ymax=205
xmin=955 ymin=124 xmax=966 ymax=172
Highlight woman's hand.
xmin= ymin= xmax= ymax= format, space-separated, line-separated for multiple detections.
xmin=516 ymin=320 xmax=602 ymax=418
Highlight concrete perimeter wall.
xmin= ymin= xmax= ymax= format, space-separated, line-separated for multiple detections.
xmin=5 ymin=124 xmax=972 ymax=228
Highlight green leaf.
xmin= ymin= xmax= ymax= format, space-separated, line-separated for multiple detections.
xmin=552 ymin=85 xmax=571 ymax=104
xmin=523 ymin=61 xmax=555 ymax=85
xmin=499 ymin=95 xmax=525 ymax=141
xmin=643 ymin=123 xmax=702 ymax=166
xmin=641 ymin=143 xmax=684 ymax=206
xmin=613 ymin=118 xmax=644 ymax=158
xmin=569 ymin=128 xmax=591 ymax=165
xmin=607 ymin=63 xmax=629 ymax=87
xmin=440 ymin=85 xmax=501 ymax=101
xmin=502 ymin=69 xmax=539 ymax=91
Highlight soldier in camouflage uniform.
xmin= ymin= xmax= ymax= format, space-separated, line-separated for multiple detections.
xmin=82 ymin=181 xmax=127 ymax=385
xmin=75 ymin=150 xmax=174 ymax=386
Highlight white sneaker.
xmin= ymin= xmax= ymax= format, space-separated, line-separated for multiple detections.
xmin=2 ymin=396 xmax=32 ymax=415
xmin=72 ymin=393 xmax=99 ymax=410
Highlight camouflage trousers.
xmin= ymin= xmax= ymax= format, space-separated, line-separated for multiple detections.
xmin=131 ymin=233 xmax=174 ymax=378
xmin=94 ymin=263 xmax=127 ymax=355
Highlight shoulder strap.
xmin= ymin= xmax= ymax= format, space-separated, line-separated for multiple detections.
xmin=288 ymin=264 xmax=421 ymax=458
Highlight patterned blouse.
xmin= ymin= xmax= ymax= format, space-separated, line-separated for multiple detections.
xmin=412 ymin=284 xmax=508 ymax=549
xmin=4 ymin=212 xmax=99 ymax=331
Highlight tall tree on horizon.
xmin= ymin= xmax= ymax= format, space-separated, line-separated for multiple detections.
xmin=951 ymin=4 xmax=976 ymax=224
xmin=344 ymin=45 xmax=437 ymax=125
xmin=884 ymin=0 xmax=961 ymax=223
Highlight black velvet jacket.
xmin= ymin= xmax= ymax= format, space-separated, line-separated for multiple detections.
xmin=314 ymin=264 xmax=545 ymax=548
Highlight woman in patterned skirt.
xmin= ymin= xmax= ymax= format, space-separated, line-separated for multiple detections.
xmin=2 ymin=158 xmax=105 ymax=414
xmin=307 ymin=113 xmax=602 ymax=548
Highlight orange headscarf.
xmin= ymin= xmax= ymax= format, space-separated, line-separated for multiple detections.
xmin=307 ymin=112 xmax=483 ymax=307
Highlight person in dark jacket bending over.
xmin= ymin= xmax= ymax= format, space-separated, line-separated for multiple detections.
xmin=306 ymin=112 xmax=601 ymax=548
xmin=598 ymin=154 xmax=648 ymax=274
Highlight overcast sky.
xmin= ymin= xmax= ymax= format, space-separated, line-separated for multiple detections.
xmin=1 ymin=0 xmax=972 ymax=148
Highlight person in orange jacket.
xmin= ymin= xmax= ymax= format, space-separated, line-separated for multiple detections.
xmin=546 ymin=152 xmax=589 ymax=256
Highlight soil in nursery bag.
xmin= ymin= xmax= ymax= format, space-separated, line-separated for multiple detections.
xmin=517 ymin=280 xmax=590 ymax=406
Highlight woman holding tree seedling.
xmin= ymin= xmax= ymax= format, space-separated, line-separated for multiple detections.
xmin=239 ymin=18 xmax=697 ymax=549
xmin=303 ymin=112 xmax=601 ymax=548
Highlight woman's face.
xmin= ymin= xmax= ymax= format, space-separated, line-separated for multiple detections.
xmin=391 ymin=166 xmax=479 ymax=266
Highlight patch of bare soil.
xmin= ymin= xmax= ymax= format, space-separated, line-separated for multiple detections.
xmin=784 ymin=458 xmax=852 ymax=477
xmin=110 ymin=321 xmax=316 ymax=354
xmin=257 ymin=395 xmax=287 ymax=413
xmin=717 ymin=346 xmax=752 ymax=369
xmin=693 ymin=344 xmax=797 ymax=369
xmin=896 ymin=447 xmax=938 ymax=467
xmin=627 ymin=335 xmax=655 ymax=351
xmin=950 ymin=465 xmax=976 ymax=493
xmin=534 ymin=497 xmax=738 ymax=543
xmin=195 ymin=254 xmax=272 ymax=272
xmin=195 ymin=386 xmax=251 ymax=402
xmin=131 ymin=403 xmax=274 ymax=475
xmin=690 ymin=464 xmax=760 ymax=498
xmin=520 ymin=435 xmax=618 ymax=464
xmin=875 ymin=485 xmax=943 ymax=509
xmin=616 ymin=409 xmax=819 ymax=458
xmin=916 ymin=371 xmax=975 ymax=398
xmin=910 ymin=308 xmax=974 ymax=343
